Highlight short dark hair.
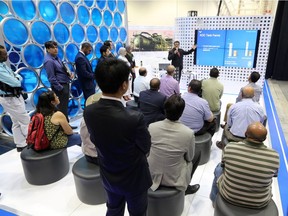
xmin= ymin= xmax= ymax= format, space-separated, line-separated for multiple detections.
xmin=150 ymin=78 xmax=160 ymax=90
xmin=210 ymin=67 xmax=219 ymax=78
xmin=174 ymin=41 xmax=180 ymax=44
xmin=104 ymin=40 xmax=112 ymax=47
xmin=100 ymin=45 xmax=109 ymax=55
xmin=95 ymin=58 xmax=131 ymax=94
xmin=164 ymin=94 xmax=185 ymax=121
xmin=0 ymin=45 xmax=4 ymax=49
xmin=188 ymin=79 xmax=202 ymax=94
xmin=81 ymin=42 xmax=92 ymax=49
xmin=36 ymin=90 xmax=58 ymax=116
xmin=44 ymin=41 xmax=57 ymax=49
xmin=250 ymin=71 xmax=260 ymax=83
xmin=139 ymin=68 xmax=147 ymax=76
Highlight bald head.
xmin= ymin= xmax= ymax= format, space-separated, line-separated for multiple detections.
xmin=139 ymin=67 xmax=147 ymax=76
xmin=245 ymin=122 xmax=267 ymax=142
xmin=242 ymin=86 xmax=254 ymax=98
xmin=166 ymin=65 xmax=175 ymax=75
xmin=150 ymin=78 xmax=160 ymax=90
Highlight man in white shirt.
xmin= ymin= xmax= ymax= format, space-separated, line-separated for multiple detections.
xmin=133 ymin=67 xmax=149 ymax=102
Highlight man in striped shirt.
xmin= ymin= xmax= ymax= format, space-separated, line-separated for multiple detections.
xmin=210 ymin=122 xmax=279 ymax=208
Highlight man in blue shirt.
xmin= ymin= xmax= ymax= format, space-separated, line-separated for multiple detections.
xmin=44 ymin=41 xmax=73 ymax=121
xmin=0 ymin=45 xmax=30 ymax=152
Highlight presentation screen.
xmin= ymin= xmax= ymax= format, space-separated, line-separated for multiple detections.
xmin=194 ymin=29 xmax=261 ymax=68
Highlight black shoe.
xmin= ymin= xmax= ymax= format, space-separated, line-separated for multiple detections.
xmin=185 ymin=184 xmax=200 ymax=195
xmin=70 ymin=125 xmax=78 ymax=129
xmin=216 ymin=141 xmax=225 ymax=150
xmin=17 ymin=146 xmax=27 ymax=152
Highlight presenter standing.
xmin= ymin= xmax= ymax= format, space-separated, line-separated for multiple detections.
xmin=168 ymin=41 xmax=196 ymax=81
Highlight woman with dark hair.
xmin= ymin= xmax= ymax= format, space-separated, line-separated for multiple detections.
xmin=36 ymin=91 xmax=81 ymax=149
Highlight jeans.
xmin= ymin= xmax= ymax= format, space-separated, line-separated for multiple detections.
xmin=66 ymin=133 xmax=81 ymax=147
xmin=209 ymin=163 xmax=223 ymax=204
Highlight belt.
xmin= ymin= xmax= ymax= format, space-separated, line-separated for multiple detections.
xmin=0 ymin=94 xmax=14 ymax=97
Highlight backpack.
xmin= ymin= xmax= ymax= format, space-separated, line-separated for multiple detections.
xmin=26 ymin=113 xmax=59 ymax=151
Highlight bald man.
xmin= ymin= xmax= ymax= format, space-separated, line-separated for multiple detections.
xmin=210 ymin=122 xmax=279 ymax=208
xmin=139 ymin=78 xmax=167 ymax=126
xmin=159 ymin=65 xmax=180 ymax=97
xmin=133 ymin=67 xmax=149 ymax=102
xmin=217 ymin=86 xmax=266 ymax=147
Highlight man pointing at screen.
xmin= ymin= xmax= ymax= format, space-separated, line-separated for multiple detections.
xmin=168 ymin=41 xmax=196 ymax=81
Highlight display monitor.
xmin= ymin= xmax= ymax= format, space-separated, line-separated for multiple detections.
xmin=194 ymin=29 xmax=261 ymax=68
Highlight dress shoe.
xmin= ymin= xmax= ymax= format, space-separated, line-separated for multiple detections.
xmin=220 ymin=123 xmax=226 ymax=129
xmin=185 ymin=184 xmax=200 ymax=195
xmin=17 ymin=146 xmax=27 ymax=152
xmin=216 ymin=141 xmax=225 ymax=150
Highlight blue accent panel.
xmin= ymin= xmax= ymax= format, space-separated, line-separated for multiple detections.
xmin=60 ymin=2 xmax=75 ymax=24
xmin=68 ymin=98 xmax=80 ymax=117
xmin=0 ymin=1 xmax=9 ymax=15
xmin=114 ymin=12 xmax=122 ymax=27
xmin=77 ymin=5 xmax=90 ymax=25
xmin=97 ymin=0 xmax=106 ymax=10
xmin=1 ymin=114 xmax=13 ymax=136
xmin=84 ymin=0 xmax=94 ymax=7
xmin=104 ymin=10 xmax=113 ymax=26
xmin=65 ymin=43 xmax=79 ymax=63
xmin=32 ymin=87 xmax=49 ymax=107
xmin=108 ymin=0 xmax=116 ymax=12
xmin=99 ymin=26 xmax=109 ymax=42
xmin=54 ymin=23 xmax=70 ymax=44
xmin=110 ymin=27 xmax=118 ymax=42
xmin=57 ymin=45 xmax=64 ymax=61
xmin=71 ymin=79 xmax=83 ymax=98
xmin=117 ymin=0 xmax=126 ymax=13
xmin=40 ymin=68 xmax=51 ymax=88
xmin=71 ymin=24 xmax=85 ymax=44
xmin=23 ymin=44 xmax=45 ymax=68
xmin=95 ymin=42 xmax=103 ymax=58
xmin=0 ymin=104 xmax=4 ymax=115
xmin=87 ymin=25 xmax=98 ymax=43
xmin=11 ymin=0 xmax=36 ymax=21
xmin=120 ymin=27 xmax=127 ymax=42
xmin=92 ymin=8 xmax=102 ymax=26
xmin=38 ymin=0 xmax=58 ymax=23
xmin=31 ymin=21 xmax=51 ymax=45
xmin=18 ymin=67 xmax=39 ymax=93
xmin=9 ymin=52 xmax=20 ymax=64
xmin=3 ymin=18 xmax=28 ymax=46
xmin=263 ymin=80 xmax=288 ymax=216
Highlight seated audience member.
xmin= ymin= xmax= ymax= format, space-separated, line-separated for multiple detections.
xmin=138 ymin=78 xmax=167 ymax=126
xmin=217 ymin=86 xmax=266 ymax=148
xmin=220 ymin=71 xmax=262 ymax=128
xmin=236 ymin=71 xmax=262 ymax=103
xmin=84 ymin=59 xmax=152 ymax=216
xmin=80 ymin=93 xmax=102 ymax=165
xmin=180 ymin=79 xmax=216 ymax=136
xmin=201 ymin=67 xmax=224 ymax=112
xmin=210 ymin=122 xmax=279 ymax=208
xmin=148 ymin=94 xmax=201 ymax=195
xmin=159 ymin=65 xmax=180 ymax=97
xmin=133 ymin=67 xmax=149 ymax=102
xmin=36 ymin=91 xmax=81 ymax=149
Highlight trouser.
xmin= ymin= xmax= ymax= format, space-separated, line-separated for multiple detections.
xmin=106 ymin=189 xmax=148 ymax=216
xmin=195 ymin=118 xmax=217 ymax=137
xmin=209 ymin=163 xmax=223 ymax=204
xmin=223 ymin=124 xmax=245 ymax=142
xmin=82 ymin=88 xmax=96 ymax=107
xmin=52 ymin=83 xmax=70 ymax=121
xmin=0 ymin=96 xmax=30 ymax=147
xmin=191 ymin=150 xmax=201 ymax=178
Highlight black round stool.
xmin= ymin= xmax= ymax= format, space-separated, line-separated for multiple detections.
xmin=214 ymin=194 xmax=278 ymax=216
xmin=147 ymin=186 xmax=185 ymax=216
xmin=72 ymin=156 xmax=107 ymax=205
xmin=213 ymin=110 xmax=221 ymax=132
xmin=20 ymin=147 xmax=69 ymax=185
xmin=195 ymin=132 xmax=212 ymax=165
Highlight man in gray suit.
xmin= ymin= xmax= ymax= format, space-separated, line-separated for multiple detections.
xmin=148 ymin=94 xmax=201 ymax=195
